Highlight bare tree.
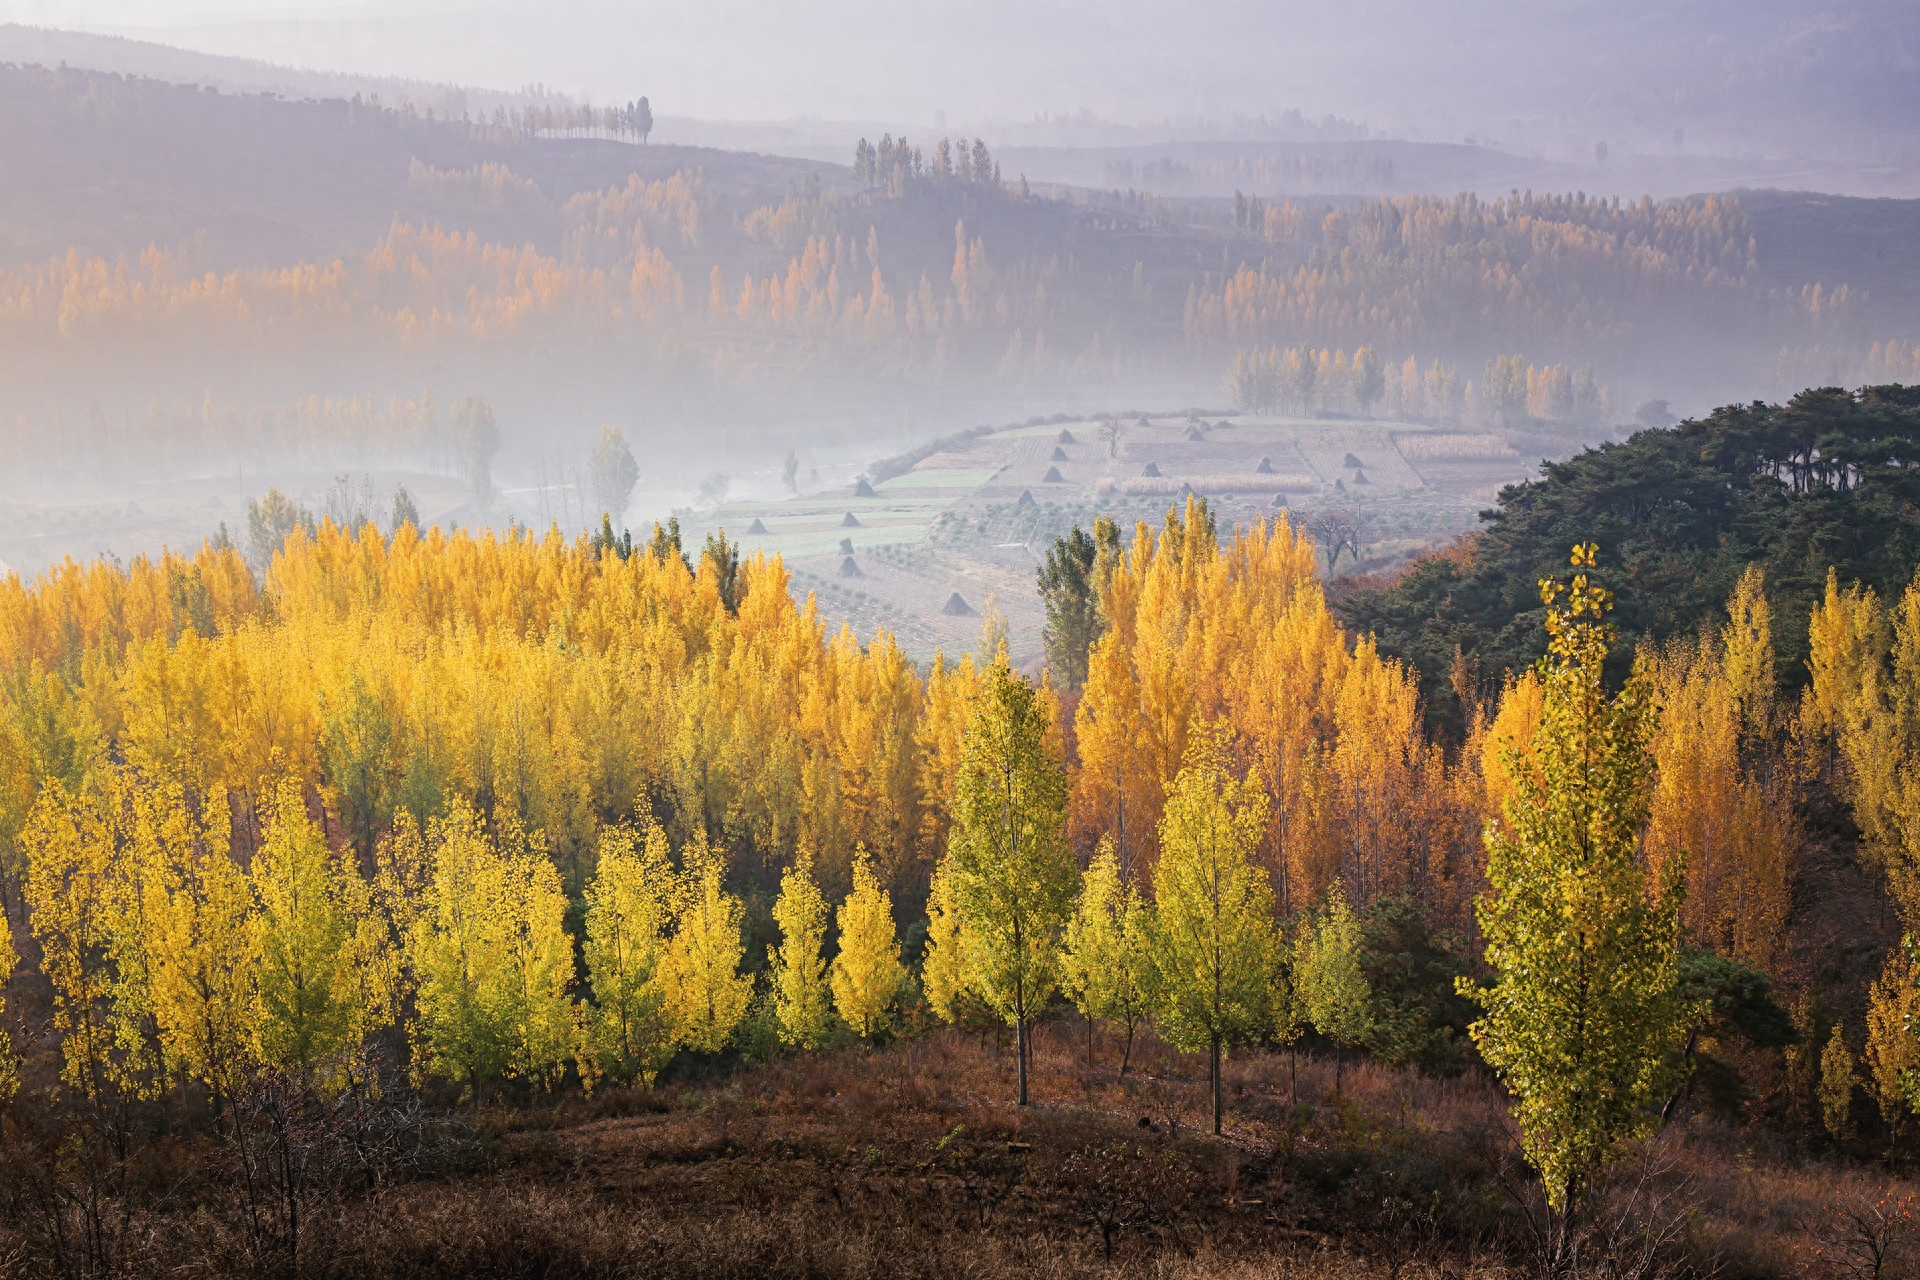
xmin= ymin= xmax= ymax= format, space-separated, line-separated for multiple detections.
xmin=1306 ymin=507 xmax=1361 ymax=571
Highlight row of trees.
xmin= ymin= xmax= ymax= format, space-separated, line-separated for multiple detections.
xmin=10 ymin=763 xmax=923 ymax=1113
xmin=1186 ymin=192 xmax=1854 ymax=356
xmin=1229 ymin=346 xmax=1609 ymax=427
xmin=853 ymin=135 xmax=1003 ymax=195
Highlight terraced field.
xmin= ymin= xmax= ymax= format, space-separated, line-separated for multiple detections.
xmin=682 ymin=412 xmax=1552 ymax=667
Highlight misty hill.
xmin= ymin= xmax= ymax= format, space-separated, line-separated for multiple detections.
xmin=0 ymin=22 xmax=573 ymax=120
xmin=0 ymin=62 xmax=838 ymax=270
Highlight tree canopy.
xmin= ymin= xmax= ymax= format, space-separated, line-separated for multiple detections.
xmin=1337 ymin=385 xmax=1920 ymax=734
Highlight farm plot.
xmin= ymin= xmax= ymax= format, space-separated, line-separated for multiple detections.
xmin=1293 ymin=427 xmax=1426 ymax=491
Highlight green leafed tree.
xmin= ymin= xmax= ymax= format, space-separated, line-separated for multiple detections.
xmin=407 ymin=802 xmax=577 ymax=1100
xmin=1149 ymin=721 xmax=1277 ymax=1134
xmin=589 ymin=426 xmax=641 ymax=524
xmin=253 ymin=778 xmax=395 ymax=1089
xmin=942 ymin=659 xmax=1076 ymax=1105
xmin=1061 ymin=835 xmax=1155 ymax=1074
xmin=452 ymin=396 xmax=501 ymax=505
xmin=1459 ymin=543 xmax=1688 ymax=1249
xmin=1038 ymin=519 xmax=1118 ymax=689
xmin=769 ymin=844 xmax=831 ymax=1050
xmin=1293 ymin=879 xmax=1372 ymax=1092
xmin=583 ymin=823 xmax=677 ymax=1084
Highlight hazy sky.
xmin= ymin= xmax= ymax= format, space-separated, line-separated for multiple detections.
xmin=6 ymin=0 xmax=1910 ymax=157
xmin=0 ymin=0 xmax=1707 ymax=124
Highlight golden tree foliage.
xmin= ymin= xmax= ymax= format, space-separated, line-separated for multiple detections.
xmin=1812 ymin=567 xmax=1920 ymax=914
xmin=1643 ymin=567 xmax=1796 ymax=971
xmin=145 ymin=780 xmax=259 ymax=1110
xmin=1060 ymin=836 xmax=1154 ymax=1074
xmin=405 ymin=800 xmax=577 ymax=1096
xmin=769 ymin=844 xmax=831 ymax=1050
xmin=1073 ymin=497 xmax=1450 ymax=918
xmin=1866 ymin=946 xmax=1920 ymax=1133
xmin=663 ymin=831 xmax=752 ymax=1054
xmin=582 ymin=822 xmax=677 ymax=1083
xmin=0 ymin=521 xmax=959 ymax=905
xmin=829 ymin=846 xmax=906 ymax=1039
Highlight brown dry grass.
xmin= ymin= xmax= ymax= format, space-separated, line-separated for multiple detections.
xmin=0 ymin=1017 xmax=1913 ymax=1278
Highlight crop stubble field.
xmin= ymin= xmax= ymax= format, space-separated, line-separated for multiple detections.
xmin=683 ymin=414 xmax=1543 ymax=665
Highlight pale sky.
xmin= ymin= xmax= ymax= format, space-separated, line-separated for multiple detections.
xmin=2 ymin=0 xmax=1903 ymax=159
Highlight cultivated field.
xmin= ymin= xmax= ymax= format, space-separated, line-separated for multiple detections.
xmin=683 ymin=413 xmax=1549 ymax=665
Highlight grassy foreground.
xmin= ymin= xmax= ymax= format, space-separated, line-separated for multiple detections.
xmin=0 ymin=1018 xmax=1906 ymax=1278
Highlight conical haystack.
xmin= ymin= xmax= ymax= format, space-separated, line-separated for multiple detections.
xmin=1255 ymin=457 xmax=1274 ymax=474
xmin=943 ymin=592 xmax=973 ymax=616
xmin=1057 ymin=428 xmax=1076 ymax=444
xmin=841 ymin=511 xmax=863 ymax=527
xmin=853 ymin=477 xmax=877 ymax=497
xmin=1273 ymin=492 xmax=1288 ymax=507
xmin=1017 ymin=489 xmax=1037 ymax=507
xmin=1050 ymin=446 xmax=1069 ymax=461
xmin=747 ymin=517 xmax=769 ymax=534
xmin=1343 ymin=452 xmax=1363 ymax=469
xmin=1043 ymin=466 xmax=1065 ymax=482
xmin=1141 ymin=461 xmax=1162 ymax=477
xmin=1353 ymin=469 xmax=1370 ymax=484
xmin=1185 ymin=426 xmax=1206 ymax=440
xmin=839 ymin=536 xmax=855 ymax=555
xmin=839 ymin=556 xmax=863 ymax=577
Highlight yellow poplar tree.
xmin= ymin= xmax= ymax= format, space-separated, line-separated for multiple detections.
xmin=769 ymin=844 xmax=831 ymax=1049
xmin=497 ymin=828 xmax=578 ymax=1089
xmin=920 ymin=863 xmax=973 ymax=1023
xmin=1150 ymin=720 xmax=1277 ymax=1134
xmin=1865 ymin=945 xmax=1920 ymax=1135
xmin=663 ymin=830 xmax=753 ymax=1053
xmin=830 ymin=846 xmax=906 ymax=1039
xmin=0 ymin=896 xmax=16 ymax=1101
xmin=584 ymin=822 xmax=678 ymax=1083
xmin=407 ymin=802 xmax=520 ymax=1099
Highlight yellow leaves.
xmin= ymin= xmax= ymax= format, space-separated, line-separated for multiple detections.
xmin=1480 ymin=669 xmax=1545 ymax=837
xmin=663 ymin=830 xmax=752 ymax=1054
xmin=1866 ymin=946 xmax=1920 ymax=1129
xmin=767 ymin=844 xmax=830 ymax=1051
xmin=1149 ymin=721 xmax=1277 ymax=1055
xmin=145 ymin=781 xmax=258 ymax=1101
xmin=830 ymin=847 xmax=905 ymax=1039
xmin=1644 ymin=602 xmax=1796 ymax=973
xmin=1076 ymin=500 xmax=1435 ymax=918
xmin=406 ymin=800 xmax=578 ymax=1093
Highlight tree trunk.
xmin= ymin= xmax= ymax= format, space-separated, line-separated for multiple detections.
xmin=1016 ymin=1017 xmax=1029 ymax=1106
xmin=1087 ymin=1012 xmax=1095 ymax=1070
xmin=1211 ymin=1033 xmax=1223 ymax=1135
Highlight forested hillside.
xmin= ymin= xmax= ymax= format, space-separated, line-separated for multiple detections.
xmin=1335 ymin=384 xmax=1920 ymax=733
xmin=2 ymin=60 xmax=1918 ymax=488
